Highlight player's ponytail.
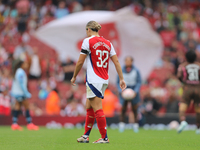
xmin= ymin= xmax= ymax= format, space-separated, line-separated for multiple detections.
xmin=86 ymin=21 xmax=101 ymax=32
xmin=94 ymin=23 xmax=101 ymax=31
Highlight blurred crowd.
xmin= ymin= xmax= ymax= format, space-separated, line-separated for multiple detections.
xmin=0 ymin=0 xmax=200 ymax=117
xmin=139 ymin=0 xmax=200 ymax=116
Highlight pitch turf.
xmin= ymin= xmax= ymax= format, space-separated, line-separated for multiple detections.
xmin=0 ymin=126 xmax=199 ymax=150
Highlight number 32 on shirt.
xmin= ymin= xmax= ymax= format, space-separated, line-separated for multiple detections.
xmin=96 ymin=50 xmax=109 ymax=68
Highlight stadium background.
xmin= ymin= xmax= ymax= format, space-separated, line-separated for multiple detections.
xmin=0 ymin=0 xmax=199 ymax=129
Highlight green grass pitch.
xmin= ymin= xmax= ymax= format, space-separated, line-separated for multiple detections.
xmin=0 ymin=126 xmax=199 ymax=150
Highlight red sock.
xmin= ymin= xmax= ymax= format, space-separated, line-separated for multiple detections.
xmin=84 ymin=108 xmax=95 ymax=136
xmin=95 ymin=109 xmax=108 ymax=139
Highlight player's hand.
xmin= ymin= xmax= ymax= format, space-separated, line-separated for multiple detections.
xmin=71 ymin=77 xmax=76 ymax=86
xmin=120 ymin=79 xmax=126 ymax=91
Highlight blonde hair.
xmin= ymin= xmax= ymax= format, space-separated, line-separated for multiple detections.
xmin=86 ymin=21 xmax=101 ymax=32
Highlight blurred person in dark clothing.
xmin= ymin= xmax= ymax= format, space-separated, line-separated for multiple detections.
xmin=173 ymin=11 xmax=181 ymax=40
xmin=16 ymin=0 xmax=30 ymax=34
xmin=62 ymin=57 xmax=75 ymax=83
xmin=177 ymin=50 xmax=200 ymax=134
xmin=166 ymin=92 xmax=179 ymax=113
xmin=172 ymin=51 xmax=185 ymax=75
xmin=154 ymin=16 xmax=169 ymax=33
xmin=17 ymin=13 xmax=29 ymax=34
xmin=142 ymin=89 xmax=162 ymax=115
xmin=184 ymin=33 xmax=197 ymax=51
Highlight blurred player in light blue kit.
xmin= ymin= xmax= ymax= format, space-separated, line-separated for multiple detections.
xmin=117 ymin=56 xmax=141 ymax=133
xmin=11 ymin=60 xmax=39 ymax=131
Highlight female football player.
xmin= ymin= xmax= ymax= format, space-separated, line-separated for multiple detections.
xmin=71 ymin=21 xmax=126 ymax=143
xmin=11 ymin=60 xmax=39 ymax=131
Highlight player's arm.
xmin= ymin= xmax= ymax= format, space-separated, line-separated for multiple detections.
xmin=116 ymin=76 xmax=122 ymax=92
xmin=71 ymin=54 xmax=87 ymax=86
xmin=71 ymin=38 xmax=89 ymax=86
xmin=110 ymin=55 xmax=126 ymax=91
xmin=16 ymin=71 xmax=31 ymax=98
xmin=177 ymin=65 xmax=183 ymax=82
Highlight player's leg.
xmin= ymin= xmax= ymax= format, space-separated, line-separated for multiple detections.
xmin=177 ymin=88 xmax=190 ymax=133
xmin=194 ymin=103 xmax=200 ymax=134
xmin=12 ymin=101 xmax=21 ymax=124
xmin=77 ymin=99 xmax=94 ymax=143
xmin=22 ymin=100 xmax=31 ymax=124
xmin=82 ymin=83 xmax=108 ymax=143
xmin=131 ymin=103 xmax=139 ymax=133
xmin=11 ymin=100 xmax=23 ymax=130
xmin=177 ymin=102 xmax=188 ymax=133
xmin=84 ymin=99 xmax=95 ymax=135
xmin=193 ymin=88 xmax=200 ymax=134
xmin=22 ymin=99 xmax=39 ymax=130
xmin=89 ymin=96 xmax=109 ymax=143
xmin=77 ymin=83 xmax=96 ymax=143
xmin=119 ymin=99 xmax=128 ymax=132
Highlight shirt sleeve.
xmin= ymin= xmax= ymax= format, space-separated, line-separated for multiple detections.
xmin=80 ymin=38 xmax=90 ymax=55
xmin=110 ymin=43 xmax=116 ymax=57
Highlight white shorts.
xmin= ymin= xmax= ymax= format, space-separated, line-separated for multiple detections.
xmin=86 ymin=82 xmax=108 ymax=99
